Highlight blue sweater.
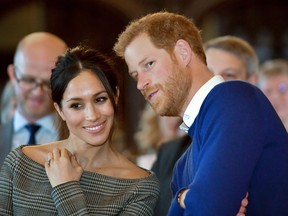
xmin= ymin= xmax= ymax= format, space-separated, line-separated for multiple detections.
xmin=167 ymin=81 xmax=288 ymax=216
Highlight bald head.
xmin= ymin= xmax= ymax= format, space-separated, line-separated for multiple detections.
xmin=14 ymin=32 xmax=67 ymax=70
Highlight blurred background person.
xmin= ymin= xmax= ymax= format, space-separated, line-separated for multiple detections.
xmin=135 ymin=102 xmax=185 ymax=169
xmin=0 ymin=32 xmax=67 ymax=166
xmin=0 ymin=81 xmax=16 ymax=124
xmin=204 ymin=35 xmax=259 ymax=84
xmin=151 ymin=35 xmax=259 ymax=216
xmin=258 ymin=59 xmax=288 ymax=131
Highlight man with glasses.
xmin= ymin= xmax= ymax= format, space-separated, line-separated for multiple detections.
xmin=0 ymin=32 xmax=67 ymax=166
xmin=258 ymin=59 xmax=288 ymax=131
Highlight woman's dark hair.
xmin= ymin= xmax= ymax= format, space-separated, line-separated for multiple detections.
xmin=51 ymin=45 xmax=122 ymax=139
xmin=51 ymin=45 xmax=119 ymax=111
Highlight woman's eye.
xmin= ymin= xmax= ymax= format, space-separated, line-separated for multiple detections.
xmin=70 ymin=103 xmax=82 ymax=109
xmin=96 ymin=97 xmax=108 ymax=103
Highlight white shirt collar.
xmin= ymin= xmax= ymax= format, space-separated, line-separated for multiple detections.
xmin=180 ymin=75 xmax=224 ymax=133
xmin=14 ymin=109 xmax=58 ymax=134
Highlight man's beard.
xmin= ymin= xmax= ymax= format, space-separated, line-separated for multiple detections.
xmin=149 ymin=65 xmax=190 ymax=117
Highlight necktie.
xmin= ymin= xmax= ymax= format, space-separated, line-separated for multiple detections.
xmin=25 ymin=124 xmax=41 ymax=145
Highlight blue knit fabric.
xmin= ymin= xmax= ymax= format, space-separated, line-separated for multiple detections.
xmin=168 ymin=81 xmax=288 ymax=216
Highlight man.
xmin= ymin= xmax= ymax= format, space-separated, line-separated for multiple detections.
xmin=114 ymin=12 xmax=288 ymax=215
xmin=0 ymin=32 xmax=67 ymax=166
xmin=204 ymin=35 xmax=258 ymax=84
xmin=258 ymin=59 xmax=288 ymax=131
xmin=151 ymin=35 xmax=258 ymax=216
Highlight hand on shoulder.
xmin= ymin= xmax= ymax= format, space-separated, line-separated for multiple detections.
xmin=22 ymin=142 xmax=83 ymax=187
xmin=45 ymin=148 xmax=83 ymax=187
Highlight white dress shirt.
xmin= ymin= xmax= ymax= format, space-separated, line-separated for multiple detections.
xmin=180 ymin=75 xmax=224 ymax=133
xmin=12 ymin=110 xmax=60 ymax=150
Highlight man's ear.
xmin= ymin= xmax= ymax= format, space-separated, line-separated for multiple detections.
xmin=174 ymin=39 xmax=192 ymax=66
xmin=54 ymin=102 xmax=66 ymax=121
xmin=7 ymin=64 xmax=16 ymax=82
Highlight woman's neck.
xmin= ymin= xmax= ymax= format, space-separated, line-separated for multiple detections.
xmin=62 ymin=138 xmax=118 ymax=172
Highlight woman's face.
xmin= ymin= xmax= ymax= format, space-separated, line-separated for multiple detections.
xmin=55 ymin=70 xmax=115 ymax=146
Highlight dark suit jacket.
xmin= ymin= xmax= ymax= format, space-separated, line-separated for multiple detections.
xmin=0 ymin=119 xmax=14 ymax=167
xmin=151 ymin=135 xmax=191 ymax=216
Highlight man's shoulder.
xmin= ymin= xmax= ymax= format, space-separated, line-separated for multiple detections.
xmin=207 ymin=80 xmax=266 ymax=106
xmin=213 ymin=80 xmax=257 ymax=92
xmin=0 ymin=119 xmax=13 ymax=133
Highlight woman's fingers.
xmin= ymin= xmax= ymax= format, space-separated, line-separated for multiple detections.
xmin=71 ymin=155 xmax=79 ymax=167
xmin=45 ymin=152 xmax=54 ymax=167
xmin=52 ymin=148 xmax=61 ymax=160
xmin=45 ymin=147 xmax=83 ymax=187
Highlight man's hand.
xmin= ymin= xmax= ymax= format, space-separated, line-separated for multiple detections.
xmin=178 ymin=189 xmax=248 ymax=216
xmin=236 ymin=193 xmax=248 ymax=216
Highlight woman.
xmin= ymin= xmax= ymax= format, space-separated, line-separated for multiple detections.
xmin=0 ymin=46 xmax=160 ymax=215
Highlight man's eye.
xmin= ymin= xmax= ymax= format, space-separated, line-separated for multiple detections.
xmin=22 ymin=77 xmax=36 ymax=84
xmin=147 ymin=61 xmax=154 ymax=68
xmin=223 ymin=74 xmax=237 ymax=80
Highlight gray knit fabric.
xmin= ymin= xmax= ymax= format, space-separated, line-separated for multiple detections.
xmin=0 ymin=146 xmax=160 ymax=216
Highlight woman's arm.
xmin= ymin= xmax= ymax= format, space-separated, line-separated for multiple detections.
xmin=45 ymin=148 xmax=89 ymax=215
xmin=0 ymin=155 xmax=16 ymax=215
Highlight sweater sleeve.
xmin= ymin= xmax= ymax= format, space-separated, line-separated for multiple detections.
xmin=0 ymin=154 xmax=15 ymax=216
xmin=51 ymin=181 xmax=89 ymax=216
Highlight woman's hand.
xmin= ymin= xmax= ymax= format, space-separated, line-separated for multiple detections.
xmin=45 ymin=148 xmax=83 ymax=187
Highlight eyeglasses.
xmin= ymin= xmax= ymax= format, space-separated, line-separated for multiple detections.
xmin=278 ymin=83 xmax=287 ymax=94
xmin=14 ymin=67 xmax=51 ymax=91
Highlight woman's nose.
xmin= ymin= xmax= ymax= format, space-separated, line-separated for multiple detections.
xmin=85 ymin=105 xmax=100 ymax=120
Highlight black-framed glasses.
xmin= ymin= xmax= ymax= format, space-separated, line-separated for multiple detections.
xmin=14 ymin=66 xmax=51 ymax=91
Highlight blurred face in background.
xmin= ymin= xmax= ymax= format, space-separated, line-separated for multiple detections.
xmin=205 ymin=48 xmax=247 ymax=81
xmin=158 ymin=116 xmax=185 ymax=144
xmin=11 ymin=55 xmax=54 ymax=121
xmin=259 ymin=73 xmax=288 ymax=129
xmin=7 ymin=33 xmax=67 ymax=122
